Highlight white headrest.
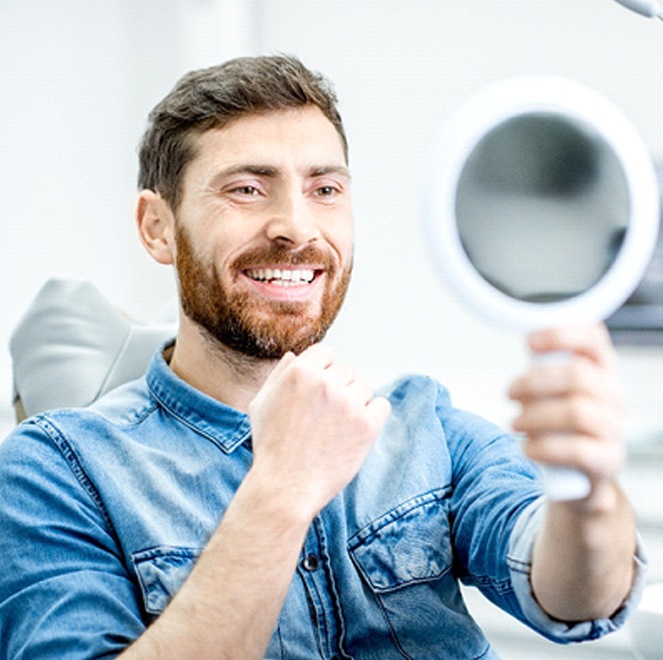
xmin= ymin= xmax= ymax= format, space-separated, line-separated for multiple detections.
xmin=10 ymin=279 xmax=177 ymax=419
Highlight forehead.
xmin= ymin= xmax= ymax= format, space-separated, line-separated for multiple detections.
xmin=187 ymin=106 xmax=347 ymax=176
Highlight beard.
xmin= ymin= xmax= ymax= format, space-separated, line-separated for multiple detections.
xmin=175 ymin=224 xmax=352 ymax=359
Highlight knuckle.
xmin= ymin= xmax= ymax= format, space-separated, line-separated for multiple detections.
xmin=567 ymin=359 xmax=588 ymax=386
xmin=567 ymin=397 xmax=591 ymax=428
xmin=572 ymin=440 xmax=594 ymax=467
xmin=352 ymin=413 xmax=372 ymax=436
xmin=288 ymin=360 xmax=316 ymax=387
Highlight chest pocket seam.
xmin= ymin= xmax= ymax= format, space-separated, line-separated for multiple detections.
xmin=132 ymin=545 xmax=202 ymax=615
xmin=347 ymin=487 xmax=453 ymax=593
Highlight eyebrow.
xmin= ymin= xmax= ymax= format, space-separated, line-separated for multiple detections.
xmin=309 ymin=165 xmax=352 ymax=180
xmin=212 ymin=163 xmax=351 ymax=181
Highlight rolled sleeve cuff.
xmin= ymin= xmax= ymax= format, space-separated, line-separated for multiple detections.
xmin=507 ymin=496 xmax=649 ymax=643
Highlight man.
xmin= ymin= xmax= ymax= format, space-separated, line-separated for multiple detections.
xmin=0 ymin=55 xmax=645 ymax=659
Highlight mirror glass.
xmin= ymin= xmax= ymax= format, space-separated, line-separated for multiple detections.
xmin=456 ymin=113 xmax=629 ymax=304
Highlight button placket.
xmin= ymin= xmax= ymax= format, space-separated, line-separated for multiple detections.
xmin=298 ymin=516 xmax=347 ymax=660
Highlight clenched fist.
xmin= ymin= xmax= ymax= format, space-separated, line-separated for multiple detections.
xmin=248 ymin=344 xmax=391 ymax=519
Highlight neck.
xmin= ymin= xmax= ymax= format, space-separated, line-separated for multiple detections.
xmin=168 ymin=316 xmax=278 ymax=413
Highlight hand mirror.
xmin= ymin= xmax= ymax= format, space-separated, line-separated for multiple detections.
xmin=425 ymin=76 xmax=660 ymax=500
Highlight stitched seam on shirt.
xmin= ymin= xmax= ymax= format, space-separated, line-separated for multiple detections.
xmin=464 ymin=574 xmax=514 ymax=595
xmin=347 ymin=487 xmax=451 ymax=549
xmin=506 ymin=554 xmax=531 ymax=574
xmin=160 ymin=404 xmax=251 ymax=452
xmin=147 ymin=378 xmax=250 ymax=452
xmin=373 ymin=582 xmax=493 ymax=659
xmin=312 ymin=515 xmax=350 ymax=657
xmin=471 ymin=645 xmax=493 ymax=659
xmin=33 ymin=415 xmax=116 ymax=532
xmin=124 ymin=398 xmax=160 ymax=427
xmin=373 ymin=594 xmax=414 ymax=660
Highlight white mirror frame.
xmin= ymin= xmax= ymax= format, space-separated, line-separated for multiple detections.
xmin=425 ymin=76 xmax=660 ymax=332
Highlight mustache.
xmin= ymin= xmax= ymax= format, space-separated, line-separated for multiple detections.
xmin=231 ymin=244 xmax=337 ymax=272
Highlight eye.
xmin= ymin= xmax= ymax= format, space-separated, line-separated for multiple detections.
xmin=233 ymin=185 xmax=261 ymax=196
xmin=314 ymin=184 xmax=341 ymax=198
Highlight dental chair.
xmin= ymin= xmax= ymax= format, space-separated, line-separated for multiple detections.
xmin=10 ymin=278 xmax=176 ymax=422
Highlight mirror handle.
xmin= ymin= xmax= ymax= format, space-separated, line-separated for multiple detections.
xmin=540 ymin=465 xmax=592 ymax=501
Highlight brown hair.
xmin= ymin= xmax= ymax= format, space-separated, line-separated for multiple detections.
xmin=137 ymin=54 xmax=348 ymax=211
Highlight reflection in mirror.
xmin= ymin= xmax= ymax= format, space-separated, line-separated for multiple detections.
xmin=455 ymin=113 xmax=630 ymax=303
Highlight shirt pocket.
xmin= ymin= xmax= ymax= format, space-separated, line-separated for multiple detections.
xmin=132 ymin=545 xmax=202 ymax=616
xmin=348 ymin=488 xmax=453 ymax=591
xmin=348 ymin=488 xmax=489 ymax=659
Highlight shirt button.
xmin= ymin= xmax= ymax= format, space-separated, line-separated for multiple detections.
xmin=302 ymin=554 xmax=320 ymax=572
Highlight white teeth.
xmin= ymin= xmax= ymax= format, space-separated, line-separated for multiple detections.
xmin=247 ymin=268 xmax=315 ymax=286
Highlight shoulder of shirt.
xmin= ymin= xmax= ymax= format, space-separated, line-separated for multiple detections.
xmin=376 ymin=373 xmax=452 ymax=406
xmin=9 ymin=375 xmax=157 ymax=440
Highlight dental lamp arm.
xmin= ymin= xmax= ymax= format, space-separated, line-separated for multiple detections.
xmin=613 ymin=0 xmax=663 ymax=20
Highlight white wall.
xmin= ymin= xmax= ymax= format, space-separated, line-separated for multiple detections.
xmin=0 ymin=0 xmax=257 ymax=429
xmin=257 ymin=0 xmax=663 ymax=438
xmin=2 ymin=0 xmax=663 ymax=440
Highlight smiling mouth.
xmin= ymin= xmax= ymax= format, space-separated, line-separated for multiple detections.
xmin=245 ymin=267 xmax=318 ymax=287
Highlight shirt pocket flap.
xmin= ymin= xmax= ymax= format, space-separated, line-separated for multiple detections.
xmin=348 ymin=489 xmax=453 ymax=594
xmin=132 ymin=546 xmax=201 ymax=615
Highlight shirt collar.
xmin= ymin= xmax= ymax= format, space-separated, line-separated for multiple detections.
xmin=145 ymin=341 xmax=252 ymax=454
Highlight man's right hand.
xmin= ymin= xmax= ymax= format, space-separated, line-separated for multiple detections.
xmin=248 ymin=343 xmax=391 ymax=519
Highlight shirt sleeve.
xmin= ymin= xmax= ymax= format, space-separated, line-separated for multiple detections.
xmin=438 ymin=381 xmax=647 ymax=644
xmin=0 ymin=420 xmax=146 ymax=658
xmin=507 ymin=496 xmax=649 ymax=643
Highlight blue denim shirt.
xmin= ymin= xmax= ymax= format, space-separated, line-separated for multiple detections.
xmin=0 ymin=344 xmax=646 ymax=659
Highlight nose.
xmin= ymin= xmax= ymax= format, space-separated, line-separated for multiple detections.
xmin=265 ymin=189 xmax=320 ymax=246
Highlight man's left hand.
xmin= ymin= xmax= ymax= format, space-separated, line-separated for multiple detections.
xmin=508 ymin=323 xmax=625 ymax=491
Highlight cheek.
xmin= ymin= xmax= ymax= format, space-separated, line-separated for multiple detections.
xmin=337 ymin=232 xmax=355 ymax=270
xmin=195 ymin=225 xmax=245 ymax=273
xmin=326 ymin=216 xmax=354 ymax=265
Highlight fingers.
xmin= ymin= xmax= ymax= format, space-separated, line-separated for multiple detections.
xmin=257 ymin=343 xmax=388 ymax=430
xmin=262 ymin=344 xmax=338 ymax=392
xmin=509 ymin=324 xmax=626 ymax=483
xmin=293 ymin=342 xmax=336 ymax=370
xmin=329 ymin=360 xmax=359 ymax=387
xmin=248 ymin=344 xmax=390 ymax=515
xmin=523 ymin=434 xmax=625 ymax=476
xmin=527 ymin=323 xmax=617 ymax=371
xmin=509 ymin=323 xmax=623 ymax=418
xmin=282 ymin=344 xmax=356 ymax=387
xmin=508 ymin=355 xmax=623 ymax=405
xmin=267 ymin=351 xmax=297 ymax=379
xmin=281 ymin=343 xmax=380 ymax=405
xmin=512 ymin=395 xmax=622 ymax=441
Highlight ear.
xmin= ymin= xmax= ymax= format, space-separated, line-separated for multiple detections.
xmin=136 ymin=190 xmax=176 ymax=265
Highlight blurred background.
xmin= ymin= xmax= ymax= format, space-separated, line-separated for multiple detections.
xmin=1 ymin=1 xmax=662 ymax=657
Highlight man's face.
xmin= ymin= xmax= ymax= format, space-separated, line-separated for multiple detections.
xmin=173 ymin=105 xmax=354 ymax=359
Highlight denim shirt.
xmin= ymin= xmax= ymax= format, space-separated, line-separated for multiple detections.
xmin=0 ymin=345 xmax=646 ymax=659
